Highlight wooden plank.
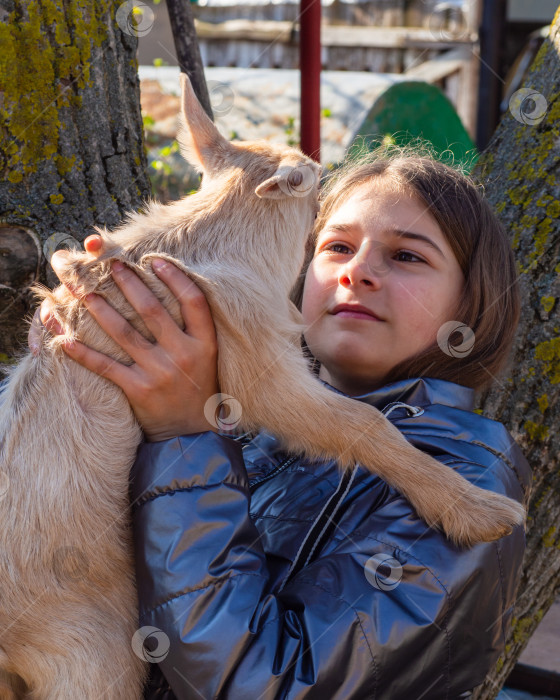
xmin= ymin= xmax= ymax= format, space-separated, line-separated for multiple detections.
xmin=195 ymin=19 xmax=294 ymax=43
xmin=194 ymin=20 xmax=477 ymax=49
xmin=403 ymin=47 xmax=470 ymax=83
xmin=321 ymin=25 xmax=476 ymax=49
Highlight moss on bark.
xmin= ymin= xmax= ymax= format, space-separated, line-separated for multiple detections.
xmin=0 ymin=0 xmax=151 ymax=365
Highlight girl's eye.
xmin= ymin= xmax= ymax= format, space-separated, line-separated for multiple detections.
xmin=323 ymin=242 xmax=352 ymax=254
xmin=395 ymin=250 xmax=424 ymax=263
xmin=320 ymin=244 xmax=425 ymax=263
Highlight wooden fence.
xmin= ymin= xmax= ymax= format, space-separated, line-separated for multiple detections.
xmin=189 ymin=0 xmax=480 ymax=135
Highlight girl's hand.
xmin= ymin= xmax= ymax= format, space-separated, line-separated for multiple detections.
xmin=29 ymin=234 xmax=104 ymax=351
xmin=30 ymin=235 xmax=220 ymax=441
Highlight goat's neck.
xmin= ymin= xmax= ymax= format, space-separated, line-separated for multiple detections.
xmin=117 ymin=188 xmax=308 ymax=298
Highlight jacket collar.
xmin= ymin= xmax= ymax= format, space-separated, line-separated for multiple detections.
xmin=319 ymin=376 xmax=475 ymax=413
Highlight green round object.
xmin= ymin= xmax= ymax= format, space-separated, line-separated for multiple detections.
xmin=348 ymin=81 xmax=478 ymax=171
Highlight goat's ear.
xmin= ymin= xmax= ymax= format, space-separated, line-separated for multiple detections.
xmin=177 ymin=73 xmax=231 ymax=173
xmin=255 ymin=163 xmax=318 ymax=200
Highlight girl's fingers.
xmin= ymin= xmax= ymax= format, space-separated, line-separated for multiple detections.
xmin=83 ymin=292 xmax=156 ymax=364
xmin=84 ymin=234 xmax=104 ymax=255
xmin=29 ymin=299 xmax=65 ymax=356
xmin=151 ymin=258 xmax=216 ymax=344
xmin=50 ymin=250 xmax=73 ymax=283
xmin=50 ymin=237 xmax=104 ymax=294
xmin=28 ymin=309 xmax=44 ymax=356
xmin=109 ymin=261 xmax=186 ymax=346
xmin=39 ymin=298 xmax=63 ymax=335
xmin=62 ymin=339 xmax=134 ymax=391
xmin=50 ymin=250 xmax=84 ymax=297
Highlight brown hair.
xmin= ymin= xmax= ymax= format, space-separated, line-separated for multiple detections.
xmin=290 ymin=145 xmax=520 ymax=392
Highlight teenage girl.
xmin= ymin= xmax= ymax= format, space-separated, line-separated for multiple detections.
xmin=31 ymin=152 xmax=531 ymax=699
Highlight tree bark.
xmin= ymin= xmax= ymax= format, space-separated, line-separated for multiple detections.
xmin=166 ymin=0 xmax=213 ymax=120
xmin=471 ymin=8 xmax=560 ymax=698
xmin=0 ymin=0 xmax=151 ymax=370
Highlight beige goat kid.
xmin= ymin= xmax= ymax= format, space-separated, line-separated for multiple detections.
xmin=0 ymin=74 xmax=525 ymax=699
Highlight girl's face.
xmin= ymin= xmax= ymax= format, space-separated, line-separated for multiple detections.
xmin=301 ymin=179 xmax=465 ymax=396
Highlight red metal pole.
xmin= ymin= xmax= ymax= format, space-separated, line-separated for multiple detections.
xmin=299 ymin=0 xmax=321 ymax=162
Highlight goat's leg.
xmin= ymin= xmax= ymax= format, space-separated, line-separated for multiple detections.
xmin=5 ymin=646 xmax=144 ymax=700
xmin=0 ymin=603 xmax=147 ymax=700
xmin=125 ymin=260 xmax=525 ymax=546
xmin=221 ymin=342 xmax=525 ymax=547
xmin=0 ymin=650 xmax=21 ymax=700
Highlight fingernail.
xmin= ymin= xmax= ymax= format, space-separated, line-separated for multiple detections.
xmin=84 ymin=293 xmax=96 ymax=303
xmin=112 ymin=261 xmax=124 ymax=273
xmin=85 ymin=235 xmax=102 ymax=252
xmin=152 ymin=258 xmax=167 ymax=271
xmin=63 ymin=340 xmax=75 ymax=350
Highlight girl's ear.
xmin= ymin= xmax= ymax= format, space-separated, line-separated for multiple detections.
xmin=177 ymin=73 xmax=233 ymax=174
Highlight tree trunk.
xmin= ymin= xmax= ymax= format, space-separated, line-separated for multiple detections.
xmin=471 ymin=8 xmax=560 ymax=698
xmin=166 ymin=0 xmax=213 ymax=120
xmin=0 ymin=0 xmax=151 ymax=371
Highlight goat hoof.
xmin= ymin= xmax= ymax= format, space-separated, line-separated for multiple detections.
xmin=434 ymin=486 xmax=526 ymax=548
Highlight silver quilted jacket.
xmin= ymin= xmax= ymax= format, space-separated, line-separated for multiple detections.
xmin=131 ymin=377 xmax=531 ymax=699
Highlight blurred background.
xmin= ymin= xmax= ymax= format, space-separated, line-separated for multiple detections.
xmin=134 ymin=0 xmax=556 ymax=197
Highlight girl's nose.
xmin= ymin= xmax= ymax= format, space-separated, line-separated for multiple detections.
xmin=338 ymin=243 xmax=388 ymax=288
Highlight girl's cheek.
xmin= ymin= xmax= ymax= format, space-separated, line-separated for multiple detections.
xmin=309 ymin=257 xmax=335 ymax=286
xmin=301 ymin=269 xmax=319 ymax=320
xmin=301 ymin=264 xmax=331 ymax=321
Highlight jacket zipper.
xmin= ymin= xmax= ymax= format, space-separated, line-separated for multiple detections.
xmin=248 ymin=455 xmax=299 ymax=494
xmin=247 ymin=403 xmax=423 ymax=495
xmin=251 ymin=402 xmax=425 ymax=591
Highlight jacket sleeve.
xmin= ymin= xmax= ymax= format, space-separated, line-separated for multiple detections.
xmin=130 ymin=431 xmax=523 ymax=700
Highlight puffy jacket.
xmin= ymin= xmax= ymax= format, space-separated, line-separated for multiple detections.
xmin=131 ymin=376 xmax=532 ymax=700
